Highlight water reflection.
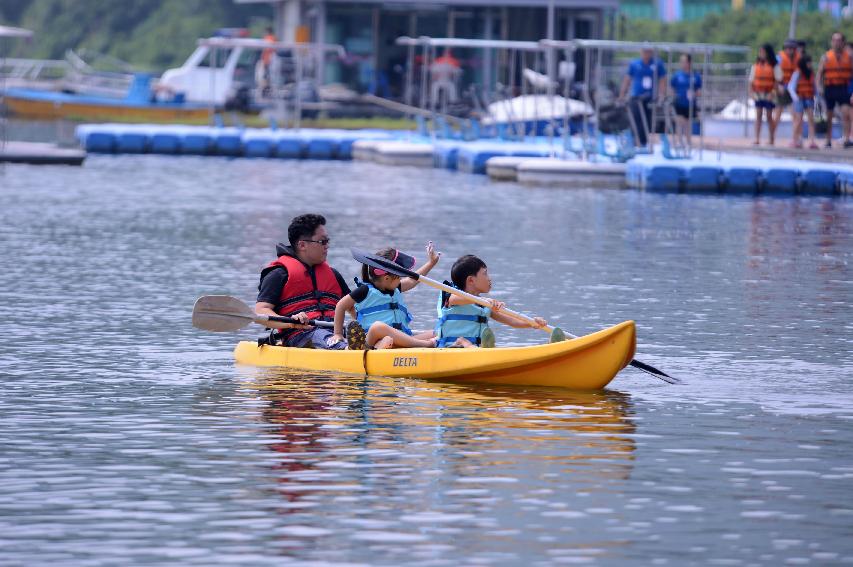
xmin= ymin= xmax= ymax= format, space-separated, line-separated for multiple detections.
xmin=232 ymin=370 xmax=638 ymax=561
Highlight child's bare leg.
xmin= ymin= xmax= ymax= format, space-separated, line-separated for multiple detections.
xmin=412 ymin=330 xmax=435 ymax=340
xmin=367 ymin=322 xmax=435 ymax=348
xmin=806 ymin=108 xmax=816 ymax=145
xmin=374 ymin=336 xmax=394 ymax=349
xmin=453 ymin=337 xmax=477 ymax=348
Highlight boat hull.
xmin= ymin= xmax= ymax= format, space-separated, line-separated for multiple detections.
xmin=3 ymin=93 xmax=210 ymax=122
xmin=234 ymin=320 xmax=636 ymax=390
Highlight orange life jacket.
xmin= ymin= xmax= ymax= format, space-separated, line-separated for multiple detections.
xmin=779 ymin=51 xmax=800 ymax=84
xmin=796 ymin=72 xmax=815 ymax=99
xmin=751 ymin=62 xmax=776 ymax=94
xmin=823 ymin=49 xmax=852 ymax=87
xmin=262 ymin=33 xmax=276 ymax=66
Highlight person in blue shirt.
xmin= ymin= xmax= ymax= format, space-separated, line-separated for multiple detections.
xmin=618 ymin=47 xmax=667 ymax=147
xmin=669 ymin=53 xmax=702 ymax=147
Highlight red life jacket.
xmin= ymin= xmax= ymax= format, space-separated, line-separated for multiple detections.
xmin=824 ymin=49 xmax=852 ymax=87
xmin=264 ymin=255 xmax=343 ymax=321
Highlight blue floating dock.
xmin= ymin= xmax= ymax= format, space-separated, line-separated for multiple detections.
xmin=75 ymin=124 xmax=397 ymax=161
xmin=74 ymin=123 xmax=851 ymax=198
xmin=629 ymin=152 xmax=848 ymax=196
xmin=456 ymin=140 xmax=553 ymax=174
xmin=726 ymin=168 xmax=762 ymax=194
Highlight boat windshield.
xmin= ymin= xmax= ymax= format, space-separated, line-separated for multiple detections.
xmin=198 ymin=48 xmax=233 ymax=69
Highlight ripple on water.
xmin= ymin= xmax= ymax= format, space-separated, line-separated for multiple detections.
xmin=1 ymin=158 xmax=852 ymax=565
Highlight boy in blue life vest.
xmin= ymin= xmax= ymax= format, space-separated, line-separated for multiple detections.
xmin=330 ymin=242 xmax=441 ymax=350
xmin=436 ymin=255 xmax=547 ymax=348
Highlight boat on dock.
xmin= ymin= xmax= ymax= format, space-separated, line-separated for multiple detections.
xmin=2 ymin=76 xmax=211 ymax=122
xmin=234 ymin=320 xmax=636 ymax=390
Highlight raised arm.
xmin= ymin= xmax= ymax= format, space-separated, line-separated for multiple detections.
xmin=401 ymin=241 xmax=441 ymax=292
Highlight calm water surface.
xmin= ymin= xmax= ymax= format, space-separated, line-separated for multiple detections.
xmin=1 ymin=155 xmax=852 ymax=565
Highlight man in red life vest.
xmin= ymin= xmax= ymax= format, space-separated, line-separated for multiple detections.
xmin=255 ymin=214 xmax=352 ymax=349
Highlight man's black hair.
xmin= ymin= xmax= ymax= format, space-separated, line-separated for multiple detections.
xmin=450 ymin=255 xmax=487 ymax=290
xmin=288 ymin=214 xmax=326 ymax=248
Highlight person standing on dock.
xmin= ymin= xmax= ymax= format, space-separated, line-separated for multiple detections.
xmin=787 ymin=55 xmax=818 ymax=149
xmin=255 ymin=214 xmax=352 ymax=349
xmin=258 ymin=26 xmax=277 ymax=96
xmin=669 ymin=53 xmax=702 ymax=148
xmin=817 ymin=31 xmax=853 ymax=148
xmin=774 ymin=39 xmax=800 ymax=146
xmin=618 ymin=47 xmax=667 ymax=148
xmin=748 ymin=44 xmax=782 ymax=145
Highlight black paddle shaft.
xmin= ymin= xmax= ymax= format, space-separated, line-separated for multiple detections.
xmin=267 ymin=315 xmax=335 ymax=329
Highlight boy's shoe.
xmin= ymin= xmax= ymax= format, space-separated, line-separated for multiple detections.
xmin=549 ymin=327 xmax=568 ymax=343
xmin=346 ymin=321 xmax=367 ymax=350
xmin=480 ymin=327 xmax=496 ymax=349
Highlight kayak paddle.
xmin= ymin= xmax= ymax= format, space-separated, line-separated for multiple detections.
xmin=192 ymin=295 xmax=334 ymax=332
xmin=351 ymin=248 xmax=679 ymax=384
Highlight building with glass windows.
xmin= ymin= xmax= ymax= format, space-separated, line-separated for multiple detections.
xmin=236 ymin=0 xmax=617 ymax=96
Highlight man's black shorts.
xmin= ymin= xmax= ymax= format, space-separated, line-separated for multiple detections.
xmin=824 ymin=85 xmax=851 ymax=111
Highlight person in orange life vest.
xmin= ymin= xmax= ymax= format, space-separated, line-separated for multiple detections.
xmin=774 ymin=39 xmax=800 ymax=143
xmin=430 ymin=49 xmax=462 ymax=107
xmin=749 ymin=44 xmax=783 ymax=145
xmin=787 ymin=55 xmax=818 ymax=149
xmin=817 ymin=31 xmax=853 ymax=148
xmin=330 ymin=242 xmax=441 ymax=350
xmin=258 ymin=27 xmax=276 ymax=94
xmin=255 ymin=214 xmax=353 ymax=349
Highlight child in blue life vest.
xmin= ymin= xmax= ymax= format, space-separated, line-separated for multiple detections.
xmin=436 ymin=255 xmax=547 ymax=348
xmin=331 ymin=242 xmax=440 ymax=349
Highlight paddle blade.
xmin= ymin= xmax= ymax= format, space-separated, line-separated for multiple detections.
xmin=629 ymin=359 xmax=681 ymax=384
xmin=192 ymin=295 xmax=256 ymax=332
xmin=350 ymin=248 xmax=419 ymax=279
xmin=549 ymin=327 xmax=567 ymax=343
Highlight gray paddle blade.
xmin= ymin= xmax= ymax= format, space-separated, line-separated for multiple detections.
xmin=549 ymin=327 xmax=567 ymax=343
xmin=192 ymin=295 xmax=256 ymax=332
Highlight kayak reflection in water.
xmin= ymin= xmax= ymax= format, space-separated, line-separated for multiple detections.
xmin=331 ymin=242 xmax=441 ymax=349
xmin=255 ymin=213 xmax=354 ymax=349
xmin=436 ymin=255 xmax=547 ymax=348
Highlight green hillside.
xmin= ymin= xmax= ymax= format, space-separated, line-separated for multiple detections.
xmin=618 ymin=10 xmax=853 ymax=60
xmin=2 ymin=1 xmax=851 ymax=72
xmin=0 ymin=0 xmax=271 ymax=72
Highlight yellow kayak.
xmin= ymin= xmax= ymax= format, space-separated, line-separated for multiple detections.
xmin=234 ymin=320 xmax=636 ymax=390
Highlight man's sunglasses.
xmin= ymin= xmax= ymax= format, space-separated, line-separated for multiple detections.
xmin=302 ymin=238 xmax=331 ymax=246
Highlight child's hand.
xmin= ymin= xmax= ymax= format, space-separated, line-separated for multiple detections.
xmin=327 ymin=333 xmax=345 ymax=346
xmin=426 ymin=241 xmax=441 ymax=265
xmin=487 ymin=299 xmax=506 ymax=312
xmin=531 ymin=317 xmax=547 ymax=329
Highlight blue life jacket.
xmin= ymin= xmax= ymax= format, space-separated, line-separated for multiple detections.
xmin=355 ymin=282 xmax=413 ymax=335
xmin=435 ymin=289 xmax=491 ymax=347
